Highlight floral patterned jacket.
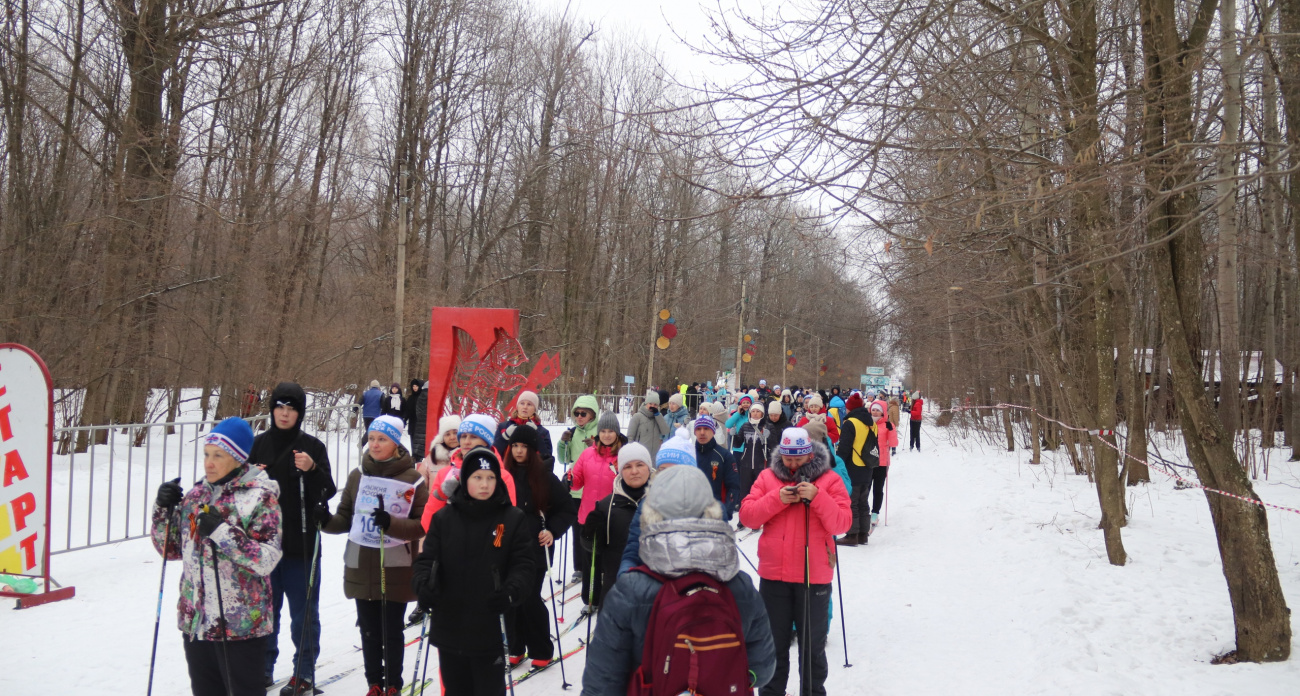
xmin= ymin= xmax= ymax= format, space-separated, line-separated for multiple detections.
xmin=151 ymin=465 xmax=282 ymax=640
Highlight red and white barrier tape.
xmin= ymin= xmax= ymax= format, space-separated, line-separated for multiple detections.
xmin=943 ymin=403 xmax=1300 ymax=517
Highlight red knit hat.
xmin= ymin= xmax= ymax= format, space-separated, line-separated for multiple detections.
xmin=845 ymin=393 xmax=865 ymax=411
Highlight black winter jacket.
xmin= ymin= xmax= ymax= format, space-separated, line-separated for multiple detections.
xmin=248 ymin=382 xmax=337 ymax=558
xmin=507 ymin=461 xmax=576 ymax=568
xmin=581 ymin=480 xmax=645 ymax=606
xmin=412 ymin=485 xmax=536 ymax=656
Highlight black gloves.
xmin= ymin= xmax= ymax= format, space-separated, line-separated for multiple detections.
xmin=486 ymin=589 xmax=514 ymax=612
xmin=371 ymin=508 xmax=392 ymax=531
xmin=195 ymin=509 xmax=223 ymax=538
xmin=314 ymin=502 xmax=332 ymax=528
xmin=155 ymin=478 xmax=183 ymax=509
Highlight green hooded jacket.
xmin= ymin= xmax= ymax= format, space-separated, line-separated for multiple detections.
xmin=558 ymin=394 xmax=601 ymax=499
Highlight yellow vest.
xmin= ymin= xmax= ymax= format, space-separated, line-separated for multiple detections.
xmin=846 ymin=417 xmax=878 ymax=468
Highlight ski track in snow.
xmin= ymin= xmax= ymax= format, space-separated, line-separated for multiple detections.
xmin=5 ymin=423 xmax=1300 ymax=694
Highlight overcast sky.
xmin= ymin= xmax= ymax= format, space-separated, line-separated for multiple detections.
xmin=525 ymin=0 xmax=766 ymax=84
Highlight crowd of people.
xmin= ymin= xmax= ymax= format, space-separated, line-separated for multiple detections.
xmin=150 ymin=378 xmax=925 ymax=696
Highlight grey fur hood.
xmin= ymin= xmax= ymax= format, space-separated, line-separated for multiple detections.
xmin=638 ymin=517 xmax=739 ymax=582
xmin=767 ymin=440 xmax=833 ymax=484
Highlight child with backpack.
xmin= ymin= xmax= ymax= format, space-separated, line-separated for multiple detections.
xmin=739 ymin=427 xmax=851 ymax=696
xmin=581 ymin=465 xmax=775 ymax=695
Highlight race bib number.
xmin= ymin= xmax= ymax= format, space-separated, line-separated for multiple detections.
xmin=348 ymin=475 xmax=422 ymax=548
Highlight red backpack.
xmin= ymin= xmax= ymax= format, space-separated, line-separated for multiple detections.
xmin=627 ymin=567 xmax=751 ymax=696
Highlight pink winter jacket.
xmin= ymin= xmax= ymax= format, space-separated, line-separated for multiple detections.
xmin=874 ymin=411 xmax=898 ymax=467
xmin=570 ymin=443 xmax=619 ymax=524
xmin=739 ymin=443 xmax=852 ymax=585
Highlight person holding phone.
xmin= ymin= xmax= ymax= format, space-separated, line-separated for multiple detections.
xmin=739 ymin=428 xmax=851 ymax=696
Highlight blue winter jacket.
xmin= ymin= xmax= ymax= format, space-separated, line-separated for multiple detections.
xmin=582 ymin=522 xmax=775 ymax=695
xmin=662 ymin=406 xmax=691 ymax=435
xmin=361 ymin=387 xmax=383 ymax=418
xmin=695 ymin=439 xmax=741 ymax=519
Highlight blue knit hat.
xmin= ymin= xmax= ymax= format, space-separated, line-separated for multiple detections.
xmin=778 ymin=427 xmax=814 ymax=456
xmin=459 ymin=413 xmax=498 ymax=444
xmin=656 ymin=429 xmax=697 ymax=468
xmin=368 ymin=414 xmax=405 ymax=445
xmin=206 ymin=417 xmax=254 ymax=464
xmin=692 ymin=415 xmax=717 ymax=433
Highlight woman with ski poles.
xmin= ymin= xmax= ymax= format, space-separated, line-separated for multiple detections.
xmin=581 ymin=441 xmax=653 ymax=607
xmin=320 ymin=415 xmax=428 ymax=696
xmin=151 ymin=417 xmax=283 ymax=696
xmin=739 ymin=427 xmax=851 ymax=696
xmin=502 ymin=425 xmax=576 ymax=668
xmin=413 ymin=447 xmax=536 ymax=696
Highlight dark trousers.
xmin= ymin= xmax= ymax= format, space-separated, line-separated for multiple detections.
xmin=909 ymin=420 xmax=922 ymax=450
xmin=183 ymin=635 xmax=266 ymax=696
xmin=847 ymin=467 xmax=872 ymax=535
xmin=758 ymin=579 xmax=831 ymax=696
xmin=870 ymin=465 xmax=889 ymax=514
xmin=265 ymin=553 xmax=321 ymax=681
xmin=508 ymin=565 xmax=554 ymax=661
xmin=411 ymin=434 xmax=426 ymax=461
xmin=439 ymin=649 xmax=506 ymax=696
xmin=356 ymin=599 xmax=408 ymax=689
xmin=575 ymin=537 xmax=594 ymax=604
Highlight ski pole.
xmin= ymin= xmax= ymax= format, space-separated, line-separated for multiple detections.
xmin=294 ymin=473 xmax=322 ymax=694
xmin=884 ymin=476 xmax=889 ymax=526
xmin=146 ymin=480 xmax=180 ymax=696
xmin=834 ymin=550 xmax=852 ymax=668
xmin=491 ymin=567 xmax=517 ymax=696
xmin=545 ymin=546 xmax=572 ymax=689
xmin=205 ymin=532 xmax=236 ymax=696
xmin=803 ymin=498 xmax=812 ymax=696
xmin=418 ymin=615 xmax=434 ymax=696
xmin=737 ymin=545 xmax=760 ymax=575
xmin=378 ymin=494 xmax=389 ymax=691
xmin=409 ymin=609 xmax=431 ymax=696
xmin=500 ymin=611 xmax=516 ymax=696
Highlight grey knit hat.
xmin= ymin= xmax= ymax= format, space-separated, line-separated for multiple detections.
xmin=643 ymin=465 xmax=715 ymax=521
xmin=598 ymin=411 xmax=621 ymax=434
xmin=645 ymin=389 xmax=661 ymax=406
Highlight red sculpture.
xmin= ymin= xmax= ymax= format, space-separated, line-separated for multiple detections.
xmin=426 ymin=308 xmax=561 ymax=440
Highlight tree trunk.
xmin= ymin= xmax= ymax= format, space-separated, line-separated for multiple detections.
xmin=1141 ymin=0 xmax=1291 ymax=659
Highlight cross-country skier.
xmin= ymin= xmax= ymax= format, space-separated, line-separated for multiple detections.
xmin=320 ymin=415 xmax=428 ymax=695
xmin=582 ymin=465 xmax=776 ymax=695
xmin=834 ymin=394 xmax=877 ymax=546
xmin=558 ymin=395 xmax=600 ymax=584
xmin=413 ymin=447 xmax=535 ymax=696
xmin=582 ymin=441 xmax=653 ymax=607
xmin=739 ymin=427 xmax=851 ymax=696
xmin=570 ymin=411 xmax=625 ymax=607
xmin=152 ymin=417 xmax=283 ymax=696
xmin=503 ymin=425 xmax=576 ymax=668
xmin=249 ymin=382 xmax=336 ymax=695
xmin=691 ymin=414 xmax=741 ymax=520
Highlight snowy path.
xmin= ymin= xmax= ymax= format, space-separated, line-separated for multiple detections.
xmin=5 ymin=425 xmax=1300 ymax=694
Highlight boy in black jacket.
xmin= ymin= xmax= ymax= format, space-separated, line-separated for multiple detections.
xmin=412 ymin=448 xmax=536 ymax=696
xmin=250 ymin=382 xmax=337 ymax=695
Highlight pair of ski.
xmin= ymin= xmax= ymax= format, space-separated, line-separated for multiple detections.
xmin=510 ymin=642 xmax=588 ymax=687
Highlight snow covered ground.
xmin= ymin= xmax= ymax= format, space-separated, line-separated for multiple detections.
xmin=6 ymin=422 xmax=1300 ymax=694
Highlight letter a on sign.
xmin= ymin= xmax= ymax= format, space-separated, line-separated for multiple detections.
xmin=0 ymin=344 xmax=74 ymax=607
